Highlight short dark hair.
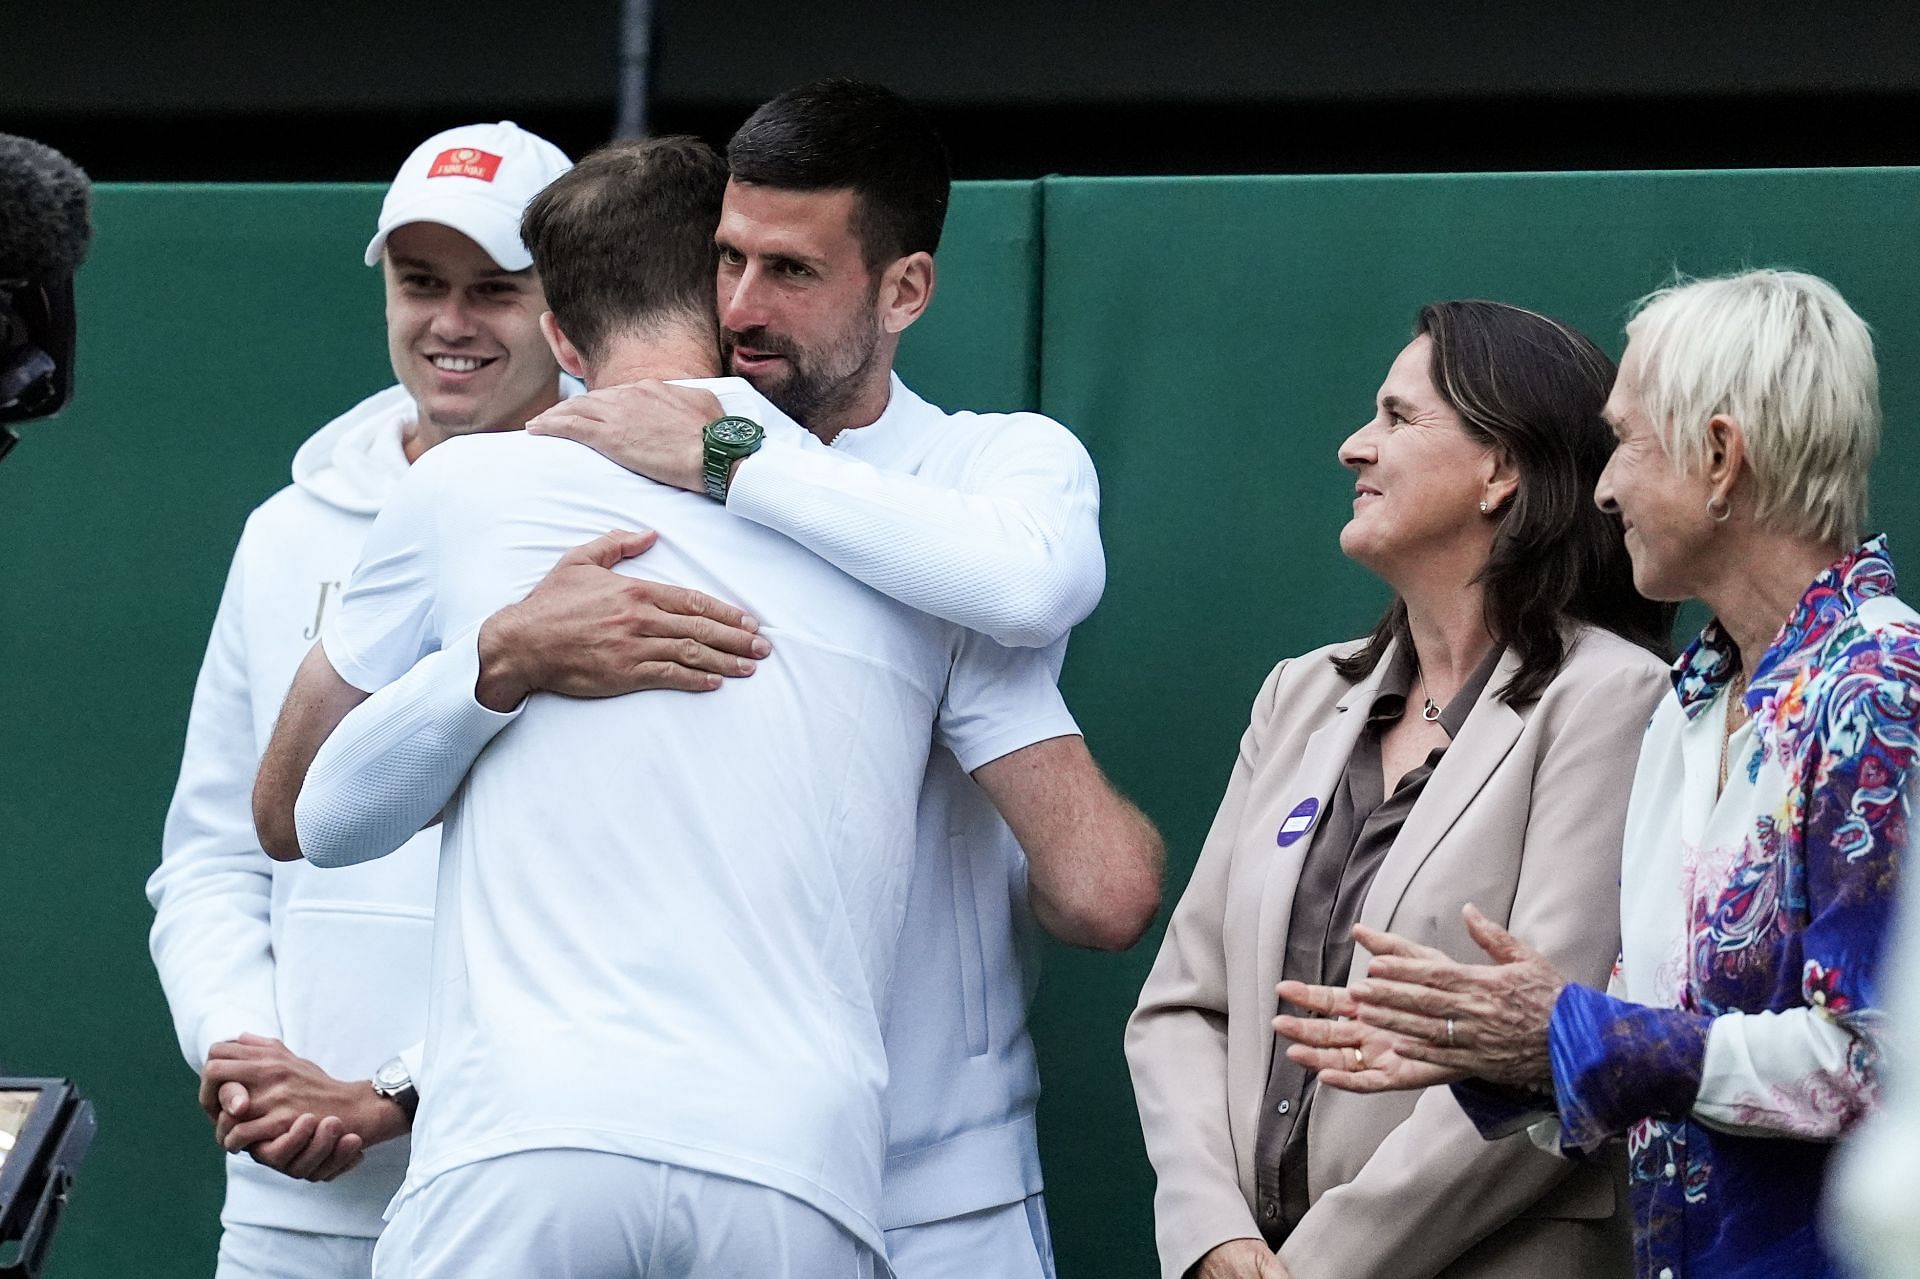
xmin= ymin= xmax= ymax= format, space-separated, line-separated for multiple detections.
xmin=726 ymin=79 xmax=950 ymax=269
xmin=1333 ymin=300 xmax=1674 ymax=701
xmin=519 ymin=135 xmax=726 ymax=364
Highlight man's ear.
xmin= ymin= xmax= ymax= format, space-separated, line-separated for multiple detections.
xmin=878 ymin=252 xmax=937 ymax=336
xmin=539 ymin=311 xmax=588 ymax=379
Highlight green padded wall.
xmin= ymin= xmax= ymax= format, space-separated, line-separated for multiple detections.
xmin=1031 ymin=168 xmax=1920 ymax=1277
xmin=6 ymin=170 xmax=1920 ymax=1277
xmin=899 ymin=179 xmax=1042 ymax=410
xmin=0 ymin=185 xmax=392 ymax=1279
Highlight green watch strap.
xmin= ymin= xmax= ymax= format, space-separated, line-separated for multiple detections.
xmin=702 ymin=415 xmax=764 ymax=501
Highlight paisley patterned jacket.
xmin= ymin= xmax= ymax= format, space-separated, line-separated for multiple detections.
xmin=1543 ymin=537 xmax=1920 ymax=1278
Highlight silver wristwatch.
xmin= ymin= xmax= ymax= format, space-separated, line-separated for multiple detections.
xmin=370 ymin=1055 xmax=419 ymax=1121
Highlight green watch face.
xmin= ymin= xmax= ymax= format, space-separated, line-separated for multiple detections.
xmin=708 ymin=417 xmax=763 ymax=448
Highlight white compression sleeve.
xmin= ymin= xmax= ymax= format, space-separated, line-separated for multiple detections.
xmin=725 ymin=426 xmax=1104 ymax=648
xmin=297 ymin=629 xmax=520 ymax=868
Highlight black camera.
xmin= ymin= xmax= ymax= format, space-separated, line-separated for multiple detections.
xmin=0 ymin=1080 xmax=95 ymax=1279
xmin=0 ymin=278 xmax=78 ymax=433
xmin=1 ymin=133 xmax=92 ymax=463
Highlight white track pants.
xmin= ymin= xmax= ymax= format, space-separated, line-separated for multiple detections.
xmin=371 ymin=1150 xmax=877 ymax=1279
xmin=215 ymin=1223 xmax=376 ymax=1279
xmin=884 ymin=1194 xmax=1055 ymax=1279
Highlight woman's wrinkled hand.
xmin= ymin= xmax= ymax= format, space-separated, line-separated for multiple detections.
xmin=1340 ymin=904 xmax=1567 ymax=1090
xmin=1273 ymin=981 xmax=1464 ymax=1094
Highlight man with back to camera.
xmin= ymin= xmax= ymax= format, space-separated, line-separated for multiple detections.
xmin=145 ymin=122 xmax=766 ymax=1279
xmin=250 ymin=133 xmax=1153 ymax=1278
xmin=265 ymin=81 xmax=1164 ymax=1276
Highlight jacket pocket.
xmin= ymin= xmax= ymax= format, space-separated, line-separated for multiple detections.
xmin=273 ymin=902 xmax=434 ymax=1080
xmin=950 ymin=829 xmax=990 ymax=1057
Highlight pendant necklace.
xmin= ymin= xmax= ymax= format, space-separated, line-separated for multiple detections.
xmin=1414 ymin=670 xmax=1442 ymax=722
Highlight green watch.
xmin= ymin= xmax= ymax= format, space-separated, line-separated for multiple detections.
xmin=702 ymin=415 xmax=764 ymax=501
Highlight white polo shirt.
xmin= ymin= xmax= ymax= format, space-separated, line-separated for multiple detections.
xmin=318 ymin=378 xmax=1051 ymax=1254
xmin=728 ymin=375 xmax=1099 ymax=1224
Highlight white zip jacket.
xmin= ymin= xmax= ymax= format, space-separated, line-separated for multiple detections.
xmin=148 ymin=384 xmax=441 ymax=1239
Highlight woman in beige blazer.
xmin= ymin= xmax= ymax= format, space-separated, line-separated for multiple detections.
xmin=1126 ymin=301 xmax=1673 ymax=1279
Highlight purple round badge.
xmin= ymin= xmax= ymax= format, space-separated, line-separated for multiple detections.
xmin=1276 ymin=797 xmax=1320 ymax=848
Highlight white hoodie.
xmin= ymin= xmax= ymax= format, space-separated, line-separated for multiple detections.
xmin=148 ymin=383 xmax=442 ymax=1238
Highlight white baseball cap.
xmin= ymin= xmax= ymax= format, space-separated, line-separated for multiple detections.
xmin=364 ymin=121 xmax=573 ymax=272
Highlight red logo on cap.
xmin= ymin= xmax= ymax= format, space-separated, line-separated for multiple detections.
xmin=426 ymin=148 xmax=503 ymax=182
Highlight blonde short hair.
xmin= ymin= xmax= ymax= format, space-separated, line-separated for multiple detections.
xmin=1626 ymin=269 xmax=1879 ymax=545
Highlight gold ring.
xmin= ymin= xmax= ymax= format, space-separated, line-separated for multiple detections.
xmin=1351 ymin=1047 xmax=1367 ymax=1071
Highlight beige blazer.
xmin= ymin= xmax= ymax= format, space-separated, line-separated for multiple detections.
xmin=1126 ymin=626 xmax=1668 ymax=1279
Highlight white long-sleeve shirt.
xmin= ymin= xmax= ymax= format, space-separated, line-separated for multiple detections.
xmin=297 ymin=373 xmax=1104 ymax=1226
xmin=725 ymin=377 xmax=1103 ymax=647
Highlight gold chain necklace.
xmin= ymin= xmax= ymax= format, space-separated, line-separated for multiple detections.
xmin=1718 ymin=669 xmax=1750 ymax=797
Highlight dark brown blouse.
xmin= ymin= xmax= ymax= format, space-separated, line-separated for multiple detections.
xmin=1252 ymin=643 xmax=1502 ymax=1246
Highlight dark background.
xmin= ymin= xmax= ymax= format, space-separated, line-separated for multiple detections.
xmin=7 ymin=1 xmax=1920 ymax=180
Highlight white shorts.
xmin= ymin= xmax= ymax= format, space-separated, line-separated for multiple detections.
xmin=215 ymin=1222 xmax=377 ymax=1279
xmin=884 ymin=1195 xmax=1055 ymax=1279
xmin=371 ymin=1150 xmax=877 ymax=1279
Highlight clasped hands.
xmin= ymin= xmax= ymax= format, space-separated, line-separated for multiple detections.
xmin=197 ymin=1035 xmax=409 ymax=1183
xmin=1271 ymin=904 xmax=1566 ymax=1094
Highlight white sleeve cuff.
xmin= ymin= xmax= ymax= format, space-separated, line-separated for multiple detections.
xmin=1694 ymin=1007 xmax=1867 ymax=1139
xmin=950 ymin=709 xmax=1082 ymax=774
xmin=1524 ymin=1114 xmax=1568 ymax=1156
xmin=720 ymin=432 xmax=802 ymax=516
xmin=319 ymin=622 xmax=393 ymax=697
xmin=298 ymin=629 xmax=519 ymax=868
xmin=193 ymin=1006 xmax=285 ymax=1070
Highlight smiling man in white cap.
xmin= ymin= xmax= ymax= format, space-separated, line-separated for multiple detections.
xmin=145 ymin=119 xmax=570 ymax=1279
xmin=361 ymin=121 xmax=575 ymax=462
xmin=147 ymin=121 xmax=762 ymax=1279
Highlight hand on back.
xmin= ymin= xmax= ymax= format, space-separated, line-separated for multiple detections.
xmin=474 ymin=529 xmax=772 ymax=710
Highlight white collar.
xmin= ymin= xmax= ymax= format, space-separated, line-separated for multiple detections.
xmin=825 ymin=373 xmax=941 ymax=468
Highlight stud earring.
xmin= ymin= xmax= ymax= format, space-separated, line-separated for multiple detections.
xmin=1478 ymin=501 xmax=1490 ymax=514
